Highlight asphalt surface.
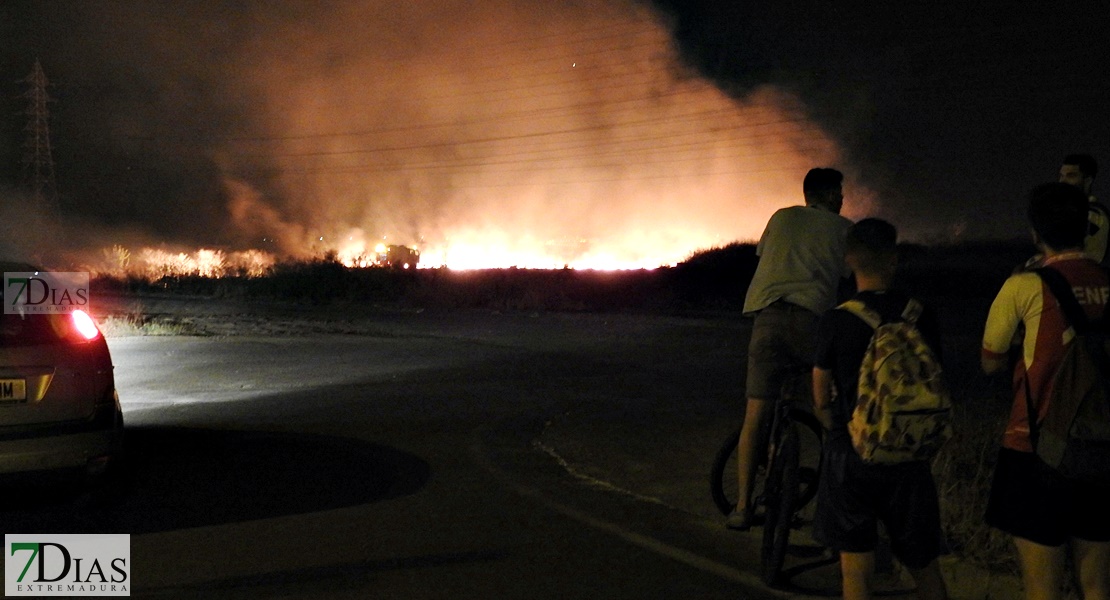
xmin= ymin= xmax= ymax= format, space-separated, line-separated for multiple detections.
xmin=535 ymin=394 xmax=1026 ymax=599
xmin=85 ymin=293 xmax=1025 ymax=599
xmin=524 ymin=316 xmax=1026 ymax=600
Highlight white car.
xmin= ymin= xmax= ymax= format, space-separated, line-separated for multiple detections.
xmin=0 ymin=261 xmax=123 ymax=477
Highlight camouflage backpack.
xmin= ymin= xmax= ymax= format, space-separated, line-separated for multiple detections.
xmin=839 ymin=298 xmax=953 ymax=464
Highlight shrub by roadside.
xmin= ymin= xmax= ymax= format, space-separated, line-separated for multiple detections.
xmin=94 ymin=300 xmax=198 ymax=337
xmin=932 ymin=398 xmax=1019 ymax=576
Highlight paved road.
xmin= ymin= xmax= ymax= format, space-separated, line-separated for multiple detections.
xmin=3 ymin=307 xmax=794 ymax=599
xmin=0 ymin=303 xmax=1018 ymax=599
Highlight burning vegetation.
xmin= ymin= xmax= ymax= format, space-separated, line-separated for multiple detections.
xmin=92 ymin=242 xmax=422 ymax=281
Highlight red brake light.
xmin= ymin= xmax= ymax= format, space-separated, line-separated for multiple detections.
xmin=71 ymin=309 xmax=101 ymax=341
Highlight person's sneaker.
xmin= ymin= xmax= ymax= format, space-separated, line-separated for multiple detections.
xmin=726 ymin=508 xmax=753 ymax=531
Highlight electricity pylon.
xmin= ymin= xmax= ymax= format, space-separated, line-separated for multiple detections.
xmin=21 ymin=59 xmax=59 ymax=213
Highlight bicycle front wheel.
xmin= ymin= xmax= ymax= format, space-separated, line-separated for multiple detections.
xmin=787 ymin=408 xmax=823 ymax=511
xmin=709 ymin=428 xmax=741 ymax=516
xmin=761 ymin=423 xmax=800 ymax=586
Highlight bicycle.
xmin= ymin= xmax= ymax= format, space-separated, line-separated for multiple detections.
xmin=709 ymin=373 xmax=824 ymax=586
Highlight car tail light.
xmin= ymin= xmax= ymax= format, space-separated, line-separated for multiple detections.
xmin=71 ymin=309 xmax=101 ymax=341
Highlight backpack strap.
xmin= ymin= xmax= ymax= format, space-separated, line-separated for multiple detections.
xmin=1034 ymin=267 xmax=1091 ymax=334
xmin=837 ymin=299 xmax=882 ymax=330
xmin=900 ymin=298 xmax=923 ymax=325
xmin=837 ymin=297 xmax=922 ymax=329
xmin=1025 ymin=268 xmax=1081 ymax=449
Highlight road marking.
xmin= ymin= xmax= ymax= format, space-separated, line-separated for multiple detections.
xmin=470 ymin=429 xmax=792 ymax=598
xmin=533 ymin=439 xmax=683 ymax=509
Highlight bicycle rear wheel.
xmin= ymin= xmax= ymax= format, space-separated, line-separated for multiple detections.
xmin=761 ymin=423 xmax=800 ymax=586
xmin=711 ymin=411 xmax=821 ymax=517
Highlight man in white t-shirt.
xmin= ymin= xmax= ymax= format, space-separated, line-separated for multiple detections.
xmin=728 ymin=167 xmax=854 ymax=530
xmin=1059 ymin=153 xmax=1108 ymax=266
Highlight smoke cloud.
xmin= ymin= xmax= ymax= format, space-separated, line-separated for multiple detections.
xmin=4 ymin=0 xmax=865 ymax=269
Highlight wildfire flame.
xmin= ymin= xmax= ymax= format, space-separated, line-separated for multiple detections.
xmin=95 ymin=229 xmax=714 ymax=280
xmin=97 ymin=245 xmax=276 ymax=279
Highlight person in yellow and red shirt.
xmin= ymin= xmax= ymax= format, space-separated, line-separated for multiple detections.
xmin=982 ymin=182 xmax=1110 ymax=600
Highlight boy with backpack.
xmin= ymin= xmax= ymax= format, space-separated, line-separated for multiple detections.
xmin=982 ymin=182 xmax=1110 ymax=600
xmin=812 ymin=218 xmax=949 ymax=600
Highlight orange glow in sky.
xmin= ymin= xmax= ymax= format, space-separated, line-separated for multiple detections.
xmin=208 ymin=0 xmax=856 ymax=271
xmin=6 ymin=0 xmax=866 ymax=274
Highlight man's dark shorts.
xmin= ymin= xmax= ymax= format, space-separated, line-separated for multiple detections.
xmin=814 ymin=443 xmax=944 ymax=569
xmin=746 ymin=301 xmax=818 ymax=400
xmin=985 ymin=447 xmax=1110 ymax=546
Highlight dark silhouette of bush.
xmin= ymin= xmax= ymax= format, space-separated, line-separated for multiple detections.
xmin=664 ymin=242 xmax=758 ymax=310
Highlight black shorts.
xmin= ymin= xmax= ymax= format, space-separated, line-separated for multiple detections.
xmin=813 ymin=443 xmax=944 ymax=569
xmin=985 ymin=448 xmax=1110 ymax=546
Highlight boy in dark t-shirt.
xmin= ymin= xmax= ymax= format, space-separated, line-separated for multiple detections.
xmin=812 ymin=218 xmax=948 ymax=600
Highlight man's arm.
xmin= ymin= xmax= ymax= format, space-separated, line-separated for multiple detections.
xmin=812 ymin=366 xmax=835 ymax=431
xmin=1086 ymin=201 xmax=1109 ymax=264
xmin=982 ymin=275 xmax=1025 ymax=375
xmin=981 ymin=350 xmax=1008 ymax=375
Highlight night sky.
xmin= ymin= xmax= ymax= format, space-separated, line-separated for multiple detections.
xmin=1 ymin=1 xmax=1107 ymax=267
xmin=651 ymin=0 xmax=1109 ymax=237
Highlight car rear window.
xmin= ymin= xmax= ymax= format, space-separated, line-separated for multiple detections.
xmin=0 ymin=313 xmax=68 ymax=346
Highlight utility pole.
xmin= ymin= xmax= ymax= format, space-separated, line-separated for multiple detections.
xmin=21 ymin=59 xmax=59 ymax=213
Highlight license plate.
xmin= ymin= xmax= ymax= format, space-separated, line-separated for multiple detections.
xmin=0 ymin=379 xmax=27 ymax=402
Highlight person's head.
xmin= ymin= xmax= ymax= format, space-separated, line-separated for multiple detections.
xmin=1059 ymin=153 xmax=1097 ymax=195
xmin=802 ymin=168 xmax=844 ymax=213
xmin=845 ymin=218 xmax=898 ymax=278
xmin=1028 ymin=182 xmax=1088 ymax=252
